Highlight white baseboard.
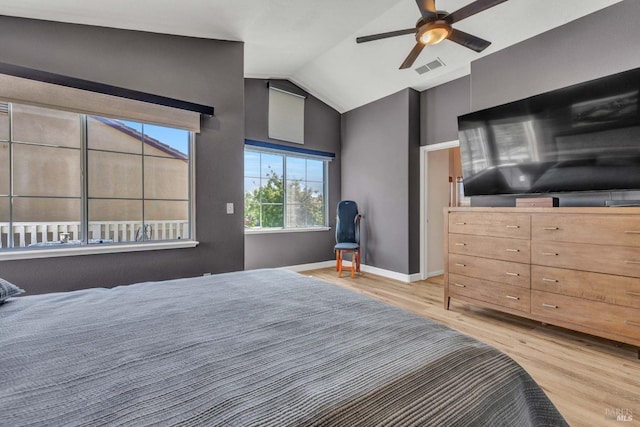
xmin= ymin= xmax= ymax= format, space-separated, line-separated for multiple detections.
xmin=282 ymin=260 xmax=335 ymax=272
xmin=427 ymin=269 xmax=444 ymax=278
xmin=284 ymin=260 xmax=421 ymax=283
xmin=361 ymin=264 xmax=422 ymax=283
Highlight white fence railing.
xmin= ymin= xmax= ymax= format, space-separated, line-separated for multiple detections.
xmin=0 ymin=221 xmax=189 ymax=248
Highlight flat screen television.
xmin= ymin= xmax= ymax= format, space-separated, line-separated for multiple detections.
xmin=457 ymin=67 xmax=640 ymax=197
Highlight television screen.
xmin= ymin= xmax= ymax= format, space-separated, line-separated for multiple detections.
xmin=457 ymin=68 xmax=640 ymax=197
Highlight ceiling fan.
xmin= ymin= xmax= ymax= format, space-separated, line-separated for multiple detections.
xmin=356 ymin=0 xmax=508 ymax=69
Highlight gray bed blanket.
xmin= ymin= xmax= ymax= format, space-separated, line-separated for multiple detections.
xmin=1 ymin=269 xmax=567 ymax=426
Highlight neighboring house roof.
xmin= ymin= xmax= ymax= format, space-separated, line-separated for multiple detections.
xmin=91 ymin=116 xmax=188 ymax=161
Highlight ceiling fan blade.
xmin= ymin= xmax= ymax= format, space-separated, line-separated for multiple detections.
xmin=400 ymin=43 xmax=425 ymax=69
xmin=447 ymin=28 xmax=491 ymax=52
xmin=356 ymin=28 xmax=416 ymax=44
xmin=445 ymin=0 xmax=508 ymax=24
xmin=415 ymin=0 xmax=438 ymax=19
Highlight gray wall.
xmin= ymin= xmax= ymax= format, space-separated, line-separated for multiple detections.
xmin=341 ymin=88 xmax=420 ymax=275
xmin=244 ymin=79 xmax=341 ymax=269
xmin=470 ymin=0 xmax=640 ymax=111
xmin=0 ymin=16 xmax=245 ymax=294
xmin=421 ymin=76 xmax=470 ymax=146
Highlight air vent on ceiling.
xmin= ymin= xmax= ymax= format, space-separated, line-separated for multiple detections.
xmin=415 ymin=57 xmax=445 ymax=75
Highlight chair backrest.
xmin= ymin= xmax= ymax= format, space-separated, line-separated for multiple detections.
xmin=336 ymin=200 xmax=359 ymax=244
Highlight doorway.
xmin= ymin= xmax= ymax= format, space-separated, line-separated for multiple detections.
xmin=419 ymin=141 xmax=461 ymax=280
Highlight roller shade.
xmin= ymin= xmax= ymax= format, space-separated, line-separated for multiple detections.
xmin=0 ymin=64 xmax=207 ymax=132
xmin=268 ymin=86 xmax=305 ymax=144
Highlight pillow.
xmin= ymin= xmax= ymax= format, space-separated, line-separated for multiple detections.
xmin=0 ymin=278 xmax=25 ymax=303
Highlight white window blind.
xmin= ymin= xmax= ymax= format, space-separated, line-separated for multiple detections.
xmin=268 ymin=87 xmax=305 ymax=144
xmin=0 ymin=73 xmax=201 ymax=132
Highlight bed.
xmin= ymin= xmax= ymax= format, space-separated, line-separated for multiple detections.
xmin=1 ymin=268 xmax=567 ymax=426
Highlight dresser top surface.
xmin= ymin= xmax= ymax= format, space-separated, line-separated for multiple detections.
xmin=447 ymin=207 xmax=640 ymax=215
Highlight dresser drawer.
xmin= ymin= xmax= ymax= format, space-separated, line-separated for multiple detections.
xmin=449 ymin=253 xmax=530 ymax=288
xmin=449 ymin=212 xmax=530 ymax=239
xmin=449 ymin=273 xmax=530 ymax=313
xmin=531 ymin=266 xmax=640 ymax=309
xmin=532 ymin=241 xmax=640 ymax=278
xmin=531 ymin=290 xmax=640 ymax=340
xmin=532 ymin=214 xmax=640 ymax=247
xmin=449 ymin=234 xmax=530 ymax=263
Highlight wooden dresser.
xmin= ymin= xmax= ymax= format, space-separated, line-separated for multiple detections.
xmin=444 ymin=207 xmax=640 ymax=353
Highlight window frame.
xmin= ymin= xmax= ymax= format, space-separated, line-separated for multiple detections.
xmin=0 ymin=101 xmax=198 ymax=260
xmin=244 ymin=145 xmax=331 ymax=234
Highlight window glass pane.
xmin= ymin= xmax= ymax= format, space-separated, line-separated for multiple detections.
xmin=261 ymin=153 xmax=283 ymax=180
xmin=286 ymin=156 xmax=306 ymax=180
xmin=88 ymin=151 xmax=142 ymax=198
xmin=143 ymin=124 xmax=189 ymax=158
xmin=13 ymin=197 xmax=81 ymax=222
xmin=285 ymin=157 xmax=325 ymax=228
xmin=260 ymin=176 xmax=284 ymax=204
xmin=12 ymin=197 xmax=81 ymax=247
xmin=0 ymin=143 xmax=8 ymax=195
xmin=306 ymin=159 xmax=324 ymax=182
xmin=144 ymin=200 xmax=189 ymax=240
xmin=144 ymin=156 xmax=189 ymax=200
xmin=12 ymin=104 xmax=81 ymax=148
xmin=0 ymin=197 xmax=8 ymax=248
xmin=261 ymin=204 xmax=284 ymax=228
xmin=244 ymin=177 xmax=260 ymax=196
xmin=286 ymin=182 xmax=325 ymax=228
xmin=307 ymin=180 xmax=325 ymax=227
xmin=13 ymin=144 xmax=81 ymax=197
xmin=88 ymin=199 xmax=142 ymax=243
xmin=244 ymin=199 xmax=260 ymax=228
xmin=286 ymin=203 xmax=304 ymax=228
xmin=0 ymin=103 xmax=9 ymax=141
xmin=286 ymin=180 xmax=305 ymax=204
xmin=87 ymin=116 xmax=142 ymax=154
xmin=306 ymin=195 xmax=325 ymax=227
xmin=244 ymin=151 xmax=260 ymax=178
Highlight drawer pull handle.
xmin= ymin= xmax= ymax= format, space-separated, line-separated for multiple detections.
xmin=505 ymin=295 xmax=519 ymax=300
xmin=542 ymin=252 xmax=558 ymax=256
xmin=542 ymin=278 xmax=558 ymax=283
xmin=624 ymin=260 xmax=640 ymax=265
xmin=455 ymin=222 xmax=466 ymax=225
xmin=506 ymin=248 xmax=520 ymax=252
xmin=455 ymin=263 xmax=466 ymax=267
xmin=625 ymin=291 xmax=640 ymax=297
xmin=542 ymin=303 xmax=558 ymax=309
xmin=624 ymin=230 xmax=640 ymax=234
xmin=543 ymin=227 xmax=559 ymax=230
xmin=506 ymin=225 xmax=520 ymax=229
xmin=453 ymin=283 xmax=466 ymax=288
xmin=626 ymin=320 xmax=640 ymax=327
xmin=455 ymin=243 xmax=466 ymax=246
xmin=505 ymin=272 xmax=519 ymax=276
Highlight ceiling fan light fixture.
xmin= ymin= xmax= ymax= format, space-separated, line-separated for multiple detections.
xmin=417 ymin=21 xmax=451 ymax=45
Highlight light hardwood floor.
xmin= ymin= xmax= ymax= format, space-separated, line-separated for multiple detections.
xmin=302 ymin=268 xmax=640 ymax=427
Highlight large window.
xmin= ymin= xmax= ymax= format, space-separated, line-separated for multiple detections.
xmin=0 ymin=102 xmax=192 ymax=249
xmin=244 ymin=147 xmax=329 ymax=230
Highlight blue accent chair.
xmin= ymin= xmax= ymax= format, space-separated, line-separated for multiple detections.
xmin=334 ymin=200 xmax=362 ymax=278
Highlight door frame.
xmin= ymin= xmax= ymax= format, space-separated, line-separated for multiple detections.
xmin=419 ymin=140 xmax=459 ymax=280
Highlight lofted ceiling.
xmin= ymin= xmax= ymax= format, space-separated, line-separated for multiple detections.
xmin=0 ymin=0 xmax=624 ymax=112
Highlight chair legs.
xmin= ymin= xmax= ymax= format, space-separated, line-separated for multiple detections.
xmin=336 ymin=249 xmax=361 ymax=278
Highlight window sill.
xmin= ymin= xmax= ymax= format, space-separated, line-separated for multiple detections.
xmin=0 ymin=240 xmax=199 ymax=261
xmin=245 ymin=227 xmax=331 ymax=235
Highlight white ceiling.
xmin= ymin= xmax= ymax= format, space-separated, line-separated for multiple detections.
xmin=0 ymin=0 xmax=623 ymax=112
